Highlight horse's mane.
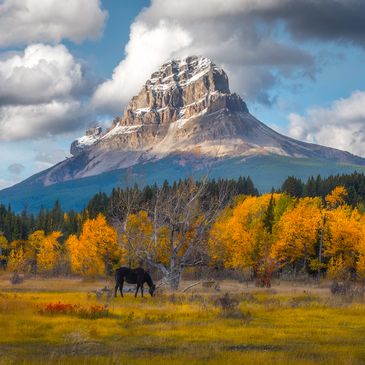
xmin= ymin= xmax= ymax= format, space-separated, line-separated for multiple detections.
xmin=144 ymin=271 xmax=154 ymax=287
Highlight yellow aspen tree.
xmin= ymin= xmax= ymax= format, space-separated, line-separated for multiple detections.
xmin=65 ymin=234 xmax=83 ymax=275
xmin=0 ymin=235 xmax=9 ymax=268
xmin=67 ymin=214 xmax=121 ymax=277
xmin=37 ymin=231 xmax=62 ymax=275
xmin=122 ymin=211 xmax=153 ymax=266
xmin=209 ymin=194 xmax=282 ymax=274
xmin=272 ymin=197 xmax=322 ymax=272
xmin=325 ymin=186 xmax=348 ymax=209
xmin=7 ymin=240 xmax=27 ymax=273
xmin=27 ymin=230 xmax=46 ymax=273
xmin=356 ymin=215 xmax=365 ymax=281
xmin=324 ymin=206 xmax=362 ymax=280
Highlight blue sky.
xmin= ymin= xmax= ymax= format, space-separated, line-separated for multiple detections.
xmin=0 ymin=0 xmax=365 ymax=189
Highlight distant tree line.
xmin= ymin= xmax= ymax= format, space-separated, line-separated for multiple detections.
xmin=0 ymin=177 xmax=258 ymax=243
xmin=281 ymin=172 xmax=365 ymax=209
xmin=3 ymin=172 xmax=365 ymax=244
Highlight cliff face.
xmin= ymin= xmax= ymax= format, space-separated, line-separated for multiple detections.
xmin=91 ymin=56 xmax=248 ymax=153
xmin=44 ymin=54 xmax=364 ymax=186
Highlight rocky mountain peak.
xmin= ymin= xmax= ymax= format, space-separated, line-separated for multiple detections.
xmin=109 ymin=56 xmax=248 ymax=131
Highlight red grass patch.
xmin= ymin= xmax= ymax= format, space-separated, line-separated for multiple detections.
xmin=39 ymin=302 xmax=109 ymax=319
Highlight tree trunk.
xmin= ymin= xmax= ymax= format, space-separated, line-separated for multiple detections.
xmin=303 ymin=245 xmax=307 ymax=274
xmin=168 ymin=262 xmax=182 ymax=290
xmin=318 ymin=215 xmax=325 ymax=281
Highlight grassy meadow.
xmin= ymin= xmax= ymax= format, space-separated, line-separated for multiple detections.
xmin=0 ymin=276 xmax=365 ymax=365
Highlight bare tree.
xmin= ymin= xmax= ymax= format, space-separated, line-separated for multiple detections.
xmin=121 ymin=177 xmax=228 ymax=290
xmin=110 ymin=169 xmax=145 ymax=267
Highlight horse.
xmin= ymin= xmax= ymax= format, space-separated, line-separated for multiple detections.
xmin=114 ymin=267 xmax=156 ymax=298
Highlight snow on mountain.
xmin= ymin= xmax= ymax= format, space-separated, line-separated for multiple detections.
xmin=70 ymin=126 xmax=102 ymax=156
xmin=21 ymin=55 xmax=365 ymax=186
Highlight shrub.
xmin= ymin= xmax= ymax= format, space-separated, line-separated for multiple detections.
xmin=10 ymin=271 xmax=23 ymax=285
xmin=214 ymin=293 xmax=252 ymax=322
xmin=215 ymin=293 xmax=239 ymax=312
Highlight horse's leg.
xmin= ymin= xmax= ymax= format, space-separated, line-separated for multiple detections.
xmin=114 ymin=281 xmax=119 ymax=298
xmin=141 ymin=284 xmax=144 ymax=298
xmin=135 ymin=284 xmax=140 ymax=298
xmin=120 ymin=279 xmax=124 ymax=298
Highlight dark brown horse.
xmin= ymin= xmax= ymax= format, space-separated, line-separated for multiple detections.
xmin=114 ymin=267 xmax=156 ymax=298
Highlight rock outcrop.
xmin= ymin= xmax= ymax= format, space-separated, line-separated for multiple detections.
xmin=70 ymin=126 xmax=102 ymax=156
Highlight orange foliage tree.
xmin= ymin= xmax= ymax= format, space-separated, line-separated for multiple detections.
xmin=66 ymin=214 xmax=121 ymax=277
xmin=323 ymin=206 xmax=362 ymax=280
xmin=272 ymin=197 xmax=322 ymax=274
xmin=209 ymin=193 xmax=292 ymax=286
xmin=7 ymin=239 xmax=28 ymax=273
xmin=36 ymin=231 xmax=63 ymax=275
xmin=0 ymin=234 xmax=9 ymax=269
xmin=6 ymin=230 xmax=63 ymax=276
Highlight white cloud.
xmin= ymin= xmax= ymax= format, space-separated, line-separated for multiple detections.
xmin=91 ymin=0 xmax=317 ymax=113
xmin=0 ymin=43 xmax=94 ymax=140
xmin=0 ymin=44 xmax=85 ymax=105
xmin=288 ymin=91 xmax=365 ymax=156
xmin=92 ymin=20 xmax=192 ymax=113
xmin=93 ymin=0 xmax=365 ymax=114
xmin=0 ymin=100 xmax=87 ymax=141
xmin=0 ymin=0 xmax=107 ymax=47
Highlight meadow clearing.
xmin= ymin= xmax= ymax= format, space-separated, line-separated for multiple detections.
xmin=0 ymin=275 xmax=365 ymax=365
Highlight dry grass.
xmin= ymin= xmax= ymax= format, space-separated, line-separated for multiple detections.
xmin=0 ymin=275 xmax=364 ymax=365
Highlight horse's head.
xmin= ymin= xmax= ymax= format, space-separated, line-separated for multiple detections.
xmin=149 ymin=284 xmax=156 ymax=297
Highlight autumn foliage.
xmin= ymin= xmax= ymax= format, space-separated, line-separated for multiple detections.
xmin=2 ymin=185 xmax=365 ymax=286
xmin=66 ymin=214 xmax=122 ymax=277
xmin=209 ymin=187 xmax=365 ymax=285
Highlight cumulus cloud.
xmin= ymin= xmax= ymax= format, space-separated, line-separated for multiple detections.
xmin=92 ymin=20 xmax=192 ymax=113
xmin=0 ymin=44 xmax=88 ymax=106
xmin=0 ymin=0 xmax=107 ymax=47
xmin=255 ymin=0 xmax=365 ymax=46
xmin=0 ymin=44 xmax=95 ymax=140
xmin=92 ymin=0 xmax=365 ymax=114
xmin=7 ymin=163 xmax=24 ymax=175
xmin=0 ymin=100 xmax=88 ymax=141
xmin=288 ymin=91 xmax=365 ymax=156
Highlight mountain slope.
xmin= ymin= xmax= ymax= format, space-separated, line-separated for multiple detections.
xmin=1 ymin=55 xmax=365 ymax=212
xmin=1 ymin=154 xmax=365 ymax=212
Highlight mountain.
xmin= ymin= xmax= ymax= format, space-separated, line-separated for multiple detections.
xmin=1 ymin=55 xmax=365 ymax=212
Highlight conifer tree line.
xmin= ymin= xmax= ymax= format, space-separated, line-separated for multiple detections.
xmin=0 ymin=177 xmax=258 ymax=243
xmin=281 ymin=172 xmax=365 ymax=207
xmin=2 ymin=173 xmax=365 ymax=289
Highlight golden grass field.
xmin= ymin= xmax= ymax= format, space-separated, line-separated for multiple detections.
xmin=0 ymin=275 xmax=365 ymax=365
